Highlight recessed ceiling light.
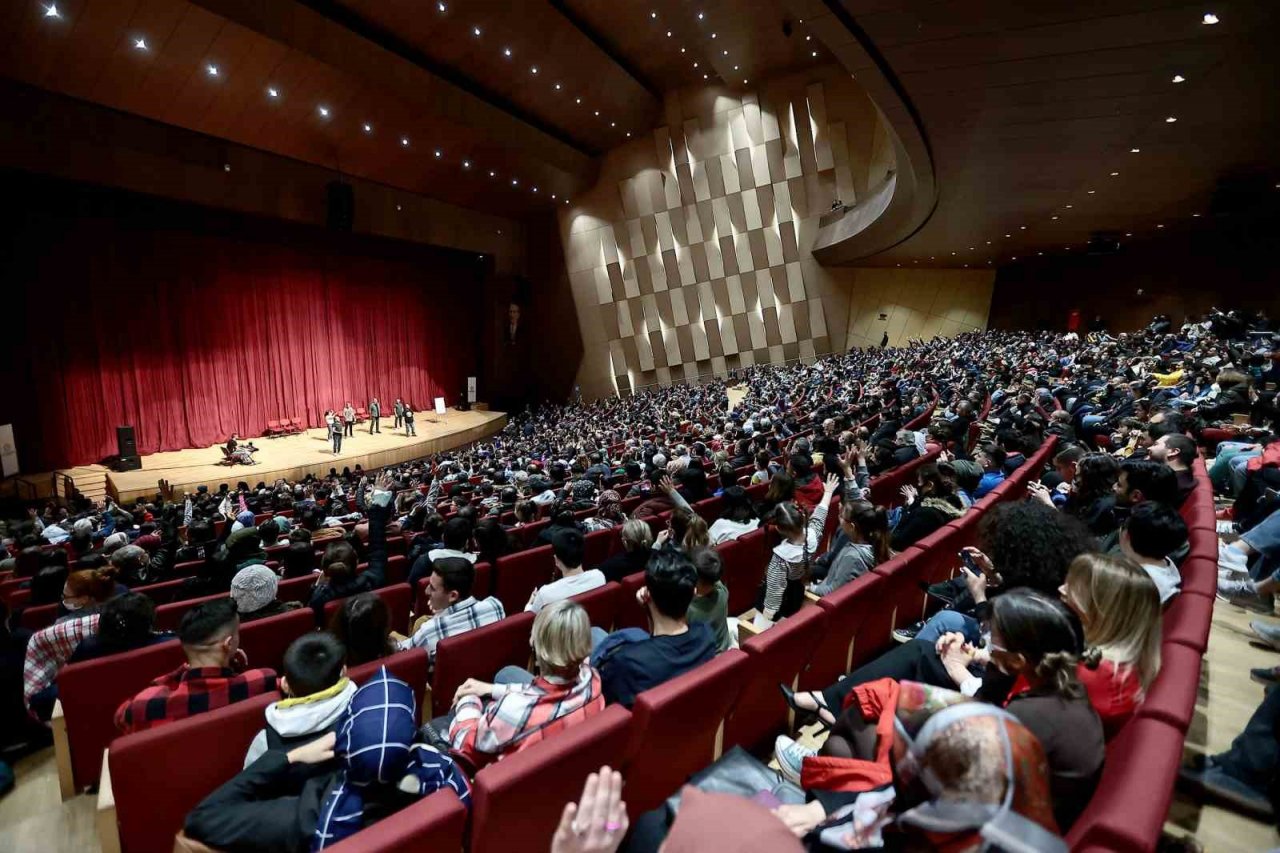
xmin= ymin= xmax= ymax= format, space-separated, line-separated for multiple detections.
xmin=743 ymin=79 xmax=748 ymax=84
xmin=223 ymin=163 xmax=230 ymax=172
xmin=1019 ymin=225 xmax=1026 ymax=230
xmin=1051 ymin=215 xmax=1059 ymax=220
xmin=133 ymin=37 xmax=147 ymax=51
xmin=565 ymin=199 xmax=570 ymax=204
xmin=693 ymin=62 xmax=699 ymax=68
xmin=489 ymin=170 xmax=496 ymax=177
xmin=650 ymin=10 xmax=657 ymax=18
xmin=437 ymin=2 xmax=446 ymax=11
xmin=969 ymin=246 xmax=975 ymax=250
xmin=986 ymin=241 xmax=992 ymax=244
xmin=511 ymin=178 xmax=518 ymax=186
xmin=666 ymin=30 xmax=672 ymax=37
xmin=1004 ymin=234 xmax=1011 ymax=237
xmin=625 ymin=132 xmax=631 ymax=137
xmin=434 ymin=149 xmax=442 ymax=158
xmin=733 ymin=65 xmax=739 ymax=70
xmin=1110 ymin=171 xmax=1119 ymax=176
xmin=1087 ymin=190 xmax=1095 ymax=194
xmin=267 ymin=87 xmax=279 ymax=98
xmin=806 ymin=35 xmax=811 ymax=41
xmin=1157 ymin=224 xmax=1164 ymax=228
xmin=575 ymin=97 xmax=582 ymax=104
xmin=472 ymin=26 xmax=482 ymax=37
xmin=1130 ymin=148 xmax=1140 ymax=153
xmin=206 ymin=64 xmax=219 ymax=76
xmin=1202 ymin=13 xmax=1219 ymax=25
xmin=396 ymin=204 xmax=402 ymax=211
xmin=1037 ymin=252 xmax=1043 ymax=256
xmin=1192 ymin=213 xmax=1201 ymax=217
xmin=703 ymin=74 xmax=708 ymax=79
xmin=318 ymin=105 xmax=329 ymax=117
xmin=1065 ymin=204 xmax=1073 ymax=209
xmin=1012 ymin=257 xmax=1017 ymax=260
xmin=401 ymin=137 xmax=410 ymax=146
xmin=594 ymin=110 xmax=600 ymax=116
xmin=1165 ymin=116 xmax=1177 ymax=123
xmin=811 ymin=51 xmax=818 ymax=57
xmin=1172 ymin=74 xmax=1185 ymax=83
xmin=530 ymin=66 xmax=538 ymax=74
xmin=723 ymin=49 xmax=729 ymax=56
xmin=554 ymin=83 xmax=562 ymax=90
xmin=503 ymin=47 xmax=512 ymax=57
xmin=711 ymin=33 xmax=717 ymax=39
xmin=532 ymin=186 xmax=539 ymax=193
xmin=363 ymin=123 xmax=372 ymax=133
xmin=680 ymin=47 xmax=686 ymax=53
xmin=1125 ymin=232 xmax=1133 ymax=237
xmin=951 ymin=252 xmax=957 ymax=256
xmin=697 ymin=11 xmax=704 ymax=20
xmin=43 ymin=3 xmax=58 ymax=18
xmin=463 ymin=160 xmax=471 ymax=168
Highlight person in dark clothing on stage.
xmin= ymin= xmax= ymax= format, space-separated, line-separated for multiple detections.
xmin=403 ymin=404 xmax=416 ymax=437
xmin=368 ymin=398 xmax=381 ymax=434
xmin=329 ymin=418 xmax=343 ymax=455
xmin=393 ymin=398 xmax=405 ymax=430
xmin=342 ymin=403 xmax=355 ymax=438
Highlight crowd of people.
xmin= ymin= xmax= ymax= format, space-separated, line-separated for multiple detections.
xmin=1 ymin=311 xmax=1278 ymax=849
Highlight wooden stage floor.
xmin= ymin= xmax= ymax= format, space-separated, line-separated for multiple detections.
xmin=105 ymin=409 xmax=506 ymax=503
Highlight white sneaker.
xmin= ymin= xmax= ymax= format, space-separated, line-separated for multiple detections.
xmin=774 ymin=734 xmax=817 ymax=785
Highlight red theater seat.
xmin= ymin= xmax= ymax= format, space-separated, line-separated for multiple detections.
xmin=724 ymin=606 xmax=827 ymax=754
xmin=799 ymin=572 xmax=887 ymax=692
xmin=1138 ymin=642 xmax=1202 ymax=732
xmin=493 ymin=545 xmax=555 ymax=615
xmin=108 ymin=691 xmax=278 ymax=853
xmin=584 ymin=527 xmax=621 ymax=567
xmin=325 ymin=789 xmax=467 ymax=853
xmin=346 ymin=648 xmax=431 ymax=723
xmin=569 ymin=581 xmax=621 ymax=630
xmin=277 ymin=574 xmax=316 ymax=604
xmin=237 ymin=607 xmax=315 ymax=672
xmin=430 ymin=611 xmax=535 ymax=719
xmin=1162 ymin=590 xmax=1213 ymax=654
xmin=623 ymin=649 xmax=750 ymax=816
xmin=155 ymin=592 xmax=227 ymax=632
xmin=718 ymin=528 xmax=769 ymax=615
xmin=469 ymin=705 xmax=633 ymax=853
xmin=322 ymin=583 xmax=412 ymax=634
xmin=57 ymin=639 xmax=187 ymax=793
xmin=612 ymin=571 xmax=649 ymax=631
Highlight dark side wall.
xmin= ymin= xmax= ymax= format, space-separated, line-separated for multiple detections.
xmin=988 ymin=210 xmax=1280 ymax=333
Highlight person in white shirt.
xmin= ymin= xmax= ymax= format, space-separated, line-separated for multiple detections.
xmin=706 ymin=487 xmax=760 ymax=544
xmin=1118 ymin=500 xmax=1188 ymax=604
xmin=427 ymin=517 xmax=479 ymax=564
xmin=526 ymin=528 xmax=604 ymax=613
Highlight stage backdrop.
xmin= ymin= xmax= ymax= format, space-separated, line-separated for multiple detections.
xmin=1 ymin=173 xmax=483 ymax=472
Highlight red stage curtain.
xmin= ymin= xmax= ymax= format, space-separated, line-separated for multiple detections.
xmin=4 ymin=192 xmax=480 ymax=472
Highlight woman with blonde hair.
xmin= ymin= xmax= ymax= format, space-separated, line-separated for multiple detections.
xmin=1059 ymin=552 xmax=1162 ymax=737
xmin=446 ymin=600 xmax=604 ymax=768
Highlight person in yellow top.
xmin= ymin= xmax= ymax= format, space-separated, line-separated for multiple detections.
xmin=1150 ymin=367 xmax=1184 ymax=387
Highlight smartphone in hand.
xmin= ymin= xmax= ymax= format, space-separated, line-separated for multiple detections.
xmin=958 ymin=550 xmax=980 ymax=576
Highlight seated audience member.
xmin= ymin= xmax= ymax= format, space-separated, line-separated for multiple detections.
xmin=328 ymin=592 xmax=397 ymax=666
xmin=1060 ymin=553 xmax=1163 ymax=737
xmin=537 ymin=503 xmax=586 ymax=547
xmin=972 ymin=442 xmax=1007 ymax=498
xmin=398 ymin=557 xmax=505 ymax=661
xmin=686 ymin=548 xmax=730 ymax=653
xmin=526 ymin=529 xmax=605 ymax=613
xmin=581 ymin=490 xmax=626 ymax=533
xmin=446 ymin=600 xmax=603 ymax=768
xmin=809 ymin=499 xmax=891 ymax=597
xmin=750 ymin=450 xmax=776 ymax=485
xmin=889 ymin=463 xmax=964 ymax=551
xmin=281 ymin=541 xmax=317 ymax=579
xmin=1147 ymin=432 xmax=1198 ymax=505
xmin=231 ymin=564 xmax=302 ymax=621
xmin=185 ymin=668 xmax=470 ymax=852
xmin=23 ymin=612 xmax=100 ymax=721
xmin=788 ymin=453 xmax=824 ymax=511
xmin=591 ymin=548 xmax=716 ymax=707
xmin=407 ymin=516 xmax=477 ymax=586
xmin=706 ymin=486 xmax=760 ymax=544
xmin=114 ymin=598 xmax=277 ymax=734
xmin=754 ymin=471 xmax=794 ymax=518
xmin=759 ymin=475 xmax=839 ymax=621
xmin=1059 ymin=452 xmax=1121 ymax=537
xmin=68 ymin=593 xmax=174 ymax=663
xmin=471 ymin=517 xmax=515 ymax=565
xmin=243 ymin=632 xmax=356 ymax=768
xmin=308 ymin=477 xmax=393 ymax=613
xmin=57 ymin=566 xmax=124 ymax=622
xmin=654 ymin=506 xmax=710 ymax=554
xmin=1116 ymin=501 xmax=1188 ymax=603
xmin=1179 ymin=680 xmax=1280 ymax=819
xmin=597 ymin=519 xmax=653 ymax=583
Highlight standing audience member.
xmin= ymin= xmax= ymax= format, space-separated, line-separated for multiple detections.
xmin=759 ymin=475 xmax=838 ymax=621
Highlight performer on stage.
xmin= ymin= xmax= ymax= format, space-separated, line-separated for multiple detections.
xmin=342 ymin=402 xmax=355 ymax=437
xmin=403 ymin=402 xmax=416 ymax=436
xmin=394 ymin=397 xmax=405 ymax=429
xmin=368 ymin=397 xmax=381 ymax=433
xmin=329 ymin=415 xmax=344 ymax=455
xmin=232 ymin=441 xmax=259 ymax=465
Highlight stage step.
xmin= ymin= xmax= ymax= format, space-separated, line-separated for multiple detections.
xmin=54 ymin=465 xmax=110 ymax=504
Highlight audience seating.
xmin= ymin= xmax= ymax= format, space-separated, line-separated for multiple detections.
xmin=583 ymin=527 xmax=622 ymax=567
xmin=717 ymin=528 xmax=769 ymax=615
xmin=798 ymin=571 xmax=888 ymax=691
xmin=723 ymin=605 xmax=827 ymax=755
xmin=622 ymin=649 xmax=750 ymax=816
xmin=237 ymin=608 xmax=315 ymax=672
xmin=321 ymin=583 xmax=412 ymax=634
xmin=493 ymin=545 xmax=555 ymax=615
xmin=568 ymin=581 xmax=621 ymax=631
xmin=413 ymin=562 xmax=492 ymax=617
xmin=430 ymin=611 xmax=536 ymax=719
xmin=611 ymin=571 xmax=649 ymax=631
xmin=325 ymin=789 xmax=468 ymax=853
xmin=468 ymin=705 xmax=633 ymax=853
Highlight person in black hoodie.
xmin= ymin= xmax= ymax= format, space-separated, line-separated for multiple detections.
xmin=889 ymin=463 xmax=965 ymax=551
xmin=308 ymin=476 xmax=392 ymax=616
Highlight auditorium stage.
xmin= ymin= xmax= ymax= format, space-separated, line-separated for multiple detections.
xmin=104 ymin=408 xmax=506 ymax=504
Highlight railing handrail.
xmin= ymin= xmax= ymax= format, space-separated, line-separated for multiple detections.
xmin=624 ymin=349 xmax=840 ymax=396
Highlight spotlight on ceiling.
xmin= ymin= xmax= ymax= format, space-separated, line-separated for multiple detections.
xmin=434 ymin=149 xmax=442 ymax=158
xmin=1202 ymin=13 xmax=1219 ymax=25
xmin=363 ymin=123 xmax=372 ymax=133
xmin=1165 ymin=116 xmax=1177 ymax=123
xmin=1130 ymin=148 xmax=1140 ymax=153
xmin=133 ymin=37 xmax=147 ymax=50
xmin=503 ymin=47 xmax=511 ymax=57
xmin=463 ymin=160 xmax=471 ymax=168
xmin=511 ymin=179 xmax=518 ymax=186
xmin=318 ymin=105 xmax=329 ymax=117
xmin=472 ymin=26 xmax=482 ymax=37
xmin=267 ymin=87 xmax=279 ymax=98
xmin=206 ymin=64 xmax=219 ymax=76
xmin=437 ymin=2 xmax=446 ymax=11
xmin=43 ymin=3 xmax=59 ymax=18
xmin=1172 ymin=74 xmax=1185 ymax=83
xmin=401 ymin=137 xmax=410 ymax=146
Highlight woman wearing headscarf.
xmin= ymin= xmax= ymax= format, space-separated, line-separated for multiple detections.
xmin=582 ymin=490 xmax=626 ymax=533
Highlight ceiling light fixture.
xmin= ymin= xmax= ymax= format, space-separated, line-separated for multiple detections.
xmin=1157 ymin=224 xmax=1164 ymax=228
xmin=267 ymin=87 xmax=279 ymax=98
xmin=531 ymin=66 xmax=538 ymax=74
xmin=463 ymin=160 xmax=471 ymax=168
xmin=743 ymin=79 xmax=748 ymax=84
xmin=625 ymin=132 xmax=631 ymax=137
xmin=723 ymin=49 xmax=729 ymax=56
xmin=134 ymin=37 xmax=147 ymax=50
xmin=472 ymin=26 xmax=482 ymax=37
xmin=434 ymin=149 xmax=442 ymax=158
xmin=1004 ymin=234 xmax=1011 ymax=237
xmin=733 ymin=65 xmax=739 ymax=70
xmin=437 ymin=2 xmax=446 ymax=11
xmin=610 ymin=121 xmax=616 ymax=126
xmin=1130 ymin=147 xmax=1140 ymax=153
xmin=680 ymin=47 xmax=686 ymax=53
xmin=401 ymin=137 xmax=410 ymax=146
xmin=206 ymin=64 xmax=219 ymax=76
xmin=1051 ymin=215 xmax=1059 ymax=220
xmin=363 ymin=123 xmax=372 ymax=133
xmin=554 ymin=83 xmax=562 ymax=90
xmin=503 ymin=47 xmax=512 ymax=57
xmin=711 ymin=32 xmax=717 ymax=39
xmin=532 ymin=186 xmax=538 ymax=193
xmin=651 ymin=10 xmax=657 ymax=18
xmin=1165 ymin=116 xmax=1177 ymax=122
xmin=511 ymin=178 xmax=518 ymax=186
xmin=1202 ymin=13 xmax=1219 ymax=25
xmin=811 ymin=51 xmax=818 ymax=57
xmin=1065 ymin=204 xmax=1073 ymax=209
xmin=575 ymin=97 xmax=582 ymax=104
xmin=703 ymin=74 xmax=708 ymax=79
xmin=594 ymin=110 xmax=600 ymax=116
xmin=43 ymin=3 xmax=59 ymax=18
xmin=1126 ymin=232 xmax=1133 ymax=237
xmin=1192 ymin=213 xmax=1201 ymax=217
xmin=1019 ymin=225 xmax=1026 ymax=230
xmin=551 ymin=194 xmax=557 ymax=199
xmin=697 ymin=12 xmax=704 ymax=20
xmin=1172 ymin=74 xmax=1185 ymax=83
xmin=806 ymin=35 xmax=811 ymax=41
xmin=666 ymin=30 xmax=672 ymax=37
xmin=223 ymin=164 xmax=230 ymax=172
xmin=318 ymin=105 xmax=329 ymax=117
xmin=489 ymin=170 xmax=496 ymax=177
xmin=1087 ymin=190 xmax=1095 ymax=194
xmin=1110 ymin=171 xmax=1119 ymax=176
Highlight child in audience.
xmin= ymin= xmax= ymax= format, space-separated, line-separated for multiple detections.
xmin=243 ymin=632 xmax=356 ymax=768
xmin=686 ymin=548 xmax=730 ymax=653
xmin=759 ymin=475 xmax=839 ymax=621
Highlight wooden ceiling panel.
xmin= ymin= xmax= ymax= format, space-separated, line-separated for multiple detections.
xmin=122 ymin=4 xmax=222 ymax=117
xmin=163 ymin=18 xmax=257 ymax=129
xmin=45 ymin=0 xmax=139 ymax=100
xmin=86 ymin=0 xmax=188 ymax=106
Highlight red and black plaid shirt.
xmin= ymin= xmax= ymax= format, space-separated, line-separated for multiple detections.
xmin=114 ymin=664 xmax=277 ymax=734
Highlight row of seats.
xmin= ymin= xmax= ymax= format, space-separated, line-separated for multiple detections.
xmin=1063 ymin=457 xmax=1216 ymax=852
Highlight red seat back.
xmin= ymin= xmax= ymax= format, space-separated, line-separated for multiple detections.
xmin=568 ymin=581 xmax=620 ymax=631
xmin=323 ymin=583 xmax=412 ymax=634
xmin=110 ymin=692 xmax=278 ymax=853
xmin=1161 ymin=589 xmax=1213 ymax=653
xmin=155 ymin=592 xmax=226 ymax=632
xmin=346 ymin=648 xmax=431 ymax=723
xmin=58 ymin=640 xmax=188 ymax=791
xmin=801 ymin=572 xmax=887 ymax=691
xmin=493 ymin=545 xmax=555 ymax=615
xmin=18 ymin=601 xmax=59 ymax=631
xmin=277 ymin=574 xmax=316 ymax=604
xmin=431 ymin=611 xmax=535 ymax=719
xmin=584 ymin=527 xmax=621 ymax=567
xmin=611 ymin=571 xmax=649 ymax=631
xmin=724 ymin=606 xmax=827 ymax=753
xmin=469 ymin=705 xmax=633 ymax=853
xmin=623 ymin=650 xmax=750 ymax=816
xmin=1137 ymin=642 xmax=1200 ymax=732
xmin=718 ymin=528 xmax=769 ymax=615
xmin=325 ymin=789 xmax=467 ymax=853
xmin=237 ymin=608 xmax=315 ymax=672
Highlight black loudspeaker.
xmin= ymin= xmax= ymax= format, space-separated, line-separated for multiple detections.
xmin=326 ymin=181 xmax=354 ymax=231
xmin=116 ymin=425 xmax=137 ymax=458
xmin=114 ymin=455 xmax=141 ymax=472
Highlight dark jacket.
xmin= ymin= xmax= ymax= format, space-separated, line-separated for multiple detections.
xmin=240 ymin=600 xmax=303 ymax=623
xmin=597 ymin=548 xmax=651 ymax=584
xmin=308 ymin=503 xmax=390 ymax=617
xmin=890 ymin=496 xmax=964 ymax=551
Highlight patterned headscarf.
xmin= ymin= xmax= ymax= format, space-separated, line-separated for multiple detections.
xmin=596 ymin=489 xmax=622 ymax=520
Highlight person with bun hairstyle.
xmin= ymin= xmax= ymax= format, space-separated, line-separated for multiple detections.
xmin=808 ymin=499 xmax=891 ymax=597
xmin=57 ymin=565 xmax=124 ymax=622
xmin=307 ymin=474 xmax=394 ymax=615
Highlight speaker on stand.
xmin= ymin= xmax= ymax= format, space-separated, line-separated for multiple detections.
xmin=115 ymin=425 xmax=141 ymax=471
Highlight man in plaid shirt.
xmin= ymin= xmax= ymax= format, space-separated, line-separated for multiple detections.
xmin=397 ymin=557 xmax=505 ymax=662
xmin=115 ymin=598 xmax=276 ymax=734
xmin=23 ymin=612 xmax=100 ymax=720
